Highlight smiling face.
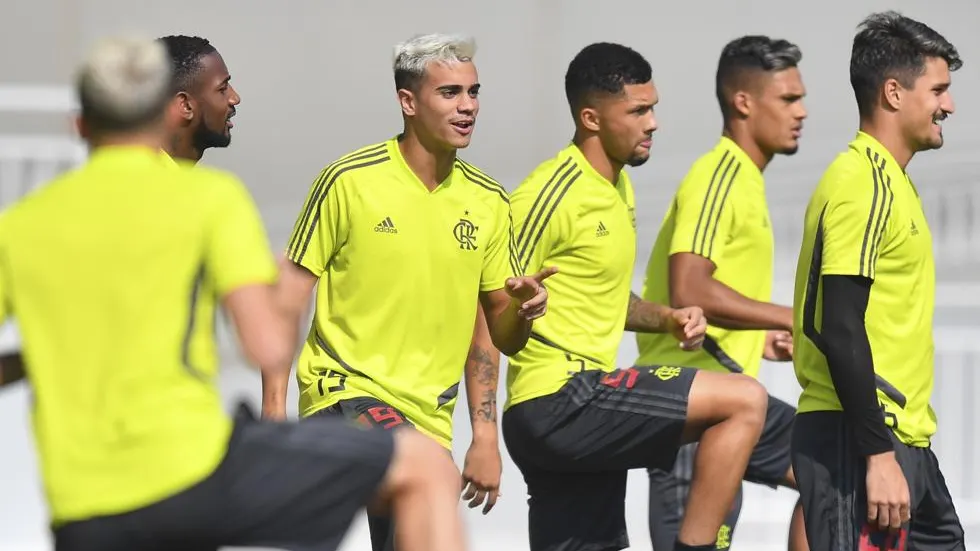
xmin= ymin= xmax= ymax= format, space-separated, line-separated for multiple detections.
xmin=895 ymin=56 xmax=955 ymax=152
xmin=398 ymin=60 xmax=480 ymax=152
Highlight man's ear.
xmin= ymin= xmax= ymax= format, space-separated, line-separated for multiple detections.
xmin=397 ymin=88 xmax=416 ymax=117
xmin=176 ymin=91 xmax=194 ymax=121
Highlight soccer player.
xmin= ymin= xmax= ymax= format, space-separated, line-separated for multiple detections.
xmin=637 ymin=35 xmax=808 ymax=551
xmin=791 ymin=11 xmax=965 ymax=551
xmin=158 ymin=34 xmax=240 ymax=163
xmin=261 ymin=33 xmax=553 ymax=551
xmin=500 ymin=41 xmax=768 ymax=551
xmin=0 ymin=35 xmax=467 ymax=551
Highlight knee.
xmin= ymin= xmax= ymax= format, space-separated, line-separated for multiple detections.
xmin=385 ymin=429 xmax=460 ymax=496
xmin=728 ymin=374 xmax=768 ymax=426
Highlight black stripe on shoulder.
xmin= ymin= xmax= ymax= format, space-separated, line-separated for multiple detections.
xmin=519 ymin=165 xmax=581 ymax=272
xmin=690 ymin=150 xmax=734 ymax=256
xmin=287 ymin=143 xmax=389 ymax=256
xmin=288 ymin=150 xmax=391 ymax=264
xmin=514 ymin=157 xmax=575 ymax=264
xmin=705 ymin=160 xmax=741 ymax=259
xmin=857 ymin=148 xmax=893 ymax=278
xmin=455 ymin=160 xmax=509 ymax=204
xmin=867 ymin=152 xmax=893 ymax=271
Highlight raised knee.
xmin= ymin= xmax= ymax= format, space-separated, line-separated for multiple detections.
xmin=730 ymin=374 xmax=767 ymax=426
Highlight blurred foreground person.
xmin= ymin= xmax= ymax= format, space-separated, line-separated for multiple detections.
xmin=0 ymin=34 xmax=466 ymax=551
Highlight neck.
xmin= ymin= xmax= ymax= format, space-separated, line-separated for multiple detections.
xmin=573 ymin=131 xmax=621 ymax=185
xmin=88 ymin=129 xmax=166 ymax=152
xmin=398 ymin=127 xmax=456 ymax=191
xmin=723 ymin=124 xmax=772 ymax=171
xmin=859 ymin=116 xmax=913 ymax=170
xmin=163 ymin=130 xmax=203 ymax=164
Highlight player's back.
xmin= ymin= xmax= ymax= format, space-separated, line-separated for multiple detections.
xmin=0 ymin=146 xmax=252 ymax=523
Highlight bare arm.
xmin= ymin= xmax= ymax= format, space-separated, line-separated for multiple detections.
xmin=257 ymin=259 xmax=317 ymax=420
xmin=466 ymin=302 xmax=500 ymax=437
xmin=669 ymin=252 xmax=792 ymax=331
xmin=625 ymin=292 xmax=673 ymax=333
xmin=0 ymin=352 xmax=25 ymax=387
xmin=478 ymin=268 xmax=555 ymax=357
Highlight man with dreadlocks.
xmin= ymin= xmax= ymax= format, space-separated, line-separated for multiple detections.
xmin=157 ymin=35 xmax=240 ymax=163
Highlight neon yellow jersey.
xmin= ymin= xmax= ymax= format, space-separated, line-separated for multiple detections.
xmin=287 ymin=137 xmax=518 ymax=448
xmin=636 ymin=137 xmax=772 ymax=377
xmin=0 ymin=146 xmax=276 ymax=522
xmin=793 ymin=131 xmax=937 ymax=446
xmin=505 ymin=143 xmax=636 ymax=408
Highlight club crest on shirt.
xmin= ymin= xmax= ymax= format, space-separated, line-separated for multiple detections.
xmin=453 ymin=211 xmax=479 ymax=251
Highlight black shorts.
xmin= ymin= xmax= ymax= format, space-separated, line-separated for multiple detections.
xmin=53 ymin=404 xmax=393 ymax=551
xmin=792 ymin=411 xmax=965 ymax=551
xmin=502 ymin=366 xmax=697 ymax=551
xmin=312 ymin=396 xmax=415 ymax=551
xmin=647 ymin=393 xmax=796 ymax=551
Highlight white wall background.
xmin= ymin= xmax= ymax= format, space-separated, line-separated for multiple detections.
xmin=1 ymin=1 xmax=978 ymax=550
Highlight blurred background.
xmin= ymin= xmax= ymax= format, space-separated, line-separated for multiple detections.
xmin=0 ymin=0 xmax=977 ymax=549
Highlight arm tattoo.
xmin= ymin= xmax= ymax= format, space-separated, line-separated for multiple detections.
xmin=467 ymin=344 xmax=499 ymax=423
xmin=625 ymin=292 xmax=667 ymax=332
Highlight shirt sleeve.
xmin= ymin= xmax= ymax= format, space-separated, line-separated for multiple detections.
xmin=284 ymin=166 xmax=351 ymax=278
xmin=820 ymin=164 xmax=893 ymax=280
xmin=206 ymin=175 xmax=278 ymax=298
xmin=480 ymin=199 xmax=521 ymax=292
xmin=511 ymin=184 xmax=570 ymax=278
xmin=668 ymin=160 xmax=739 ymax=263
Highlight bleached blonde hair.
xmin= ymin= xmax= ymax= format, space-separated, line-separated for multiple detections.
xmin=392 ymin=33 xmax=477 ymax=90
xmin=76 ymin=34 xmax=172 ymax=131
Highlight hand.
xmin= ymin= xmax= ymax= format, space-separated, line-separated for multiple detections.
xmin=461 ymin=439 xmax=502 ymax=514
xmin=866 ymin=451 xmax=910 ymax=532
xmin=504 ymin=267 xmax=558 ymax=320
xmin=666 ymin=306 xmax=706 ymax=351
xmin=763 ymin=330 xmax=793 ymax=361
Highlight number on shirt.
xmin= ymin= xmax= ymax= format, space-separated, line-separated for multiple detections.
xmin=315 ymin=368 xmax=347 ymax=396
xmin=880 ymin=402 xmax=899 ymax=431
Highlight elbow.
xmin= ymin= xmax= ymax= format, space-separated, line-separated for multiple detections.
xmin=494 ymin=340 xmax=522 ymax=358
xmin=669 ymin=282 xmax=705 ymax=311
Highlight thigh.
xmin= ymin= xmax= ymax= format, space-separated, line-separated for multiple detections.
xmin=313 ymin=396 xmax=415 ymax=431
xmin=504 ymin=367 xmax=696 ymax=473
xmin=218 ymin=415 xmax=396 ymax=551
xmin=744 ymin=394 xmax=796 ymax=488
xmin=908 ymin=447 xmax=965 ymax=551
xmin=791 ymin=411 xmax=866 ymax=551
xmin=523 ymin=467 xmax=630 ymax=551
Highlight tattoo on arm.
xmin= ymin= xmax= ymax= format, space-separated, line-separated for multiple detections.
xmin=467 ymin=344 xmax=499 ymax=423
xmin=625 ymin=292 xmax=668 ymax=332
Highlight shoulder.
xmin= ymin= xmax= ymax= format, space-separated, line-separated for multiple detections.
xmin=677 ymin=145 xmax=741 ymax=194
xmin=817 ymin=145 xmax=884 ymax=203
xmin=454 ymin=158 xmax=509 ymax=206
xmin=510 ymin=150 xmax=582 ymax=206
xmin=314 ymin=140 xmax=395 ymax=187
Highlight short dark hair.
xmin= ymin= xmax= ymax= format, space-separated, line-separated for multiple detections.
xmin=715 ymin=35 xmax=802 ymax=118
xmin=850 ymin=11 xmax=962 ymax=119
xmin=564 ymin=42 xmax=652 ymax=113
xmin=157 ymin=35 xmax=217 ymax=93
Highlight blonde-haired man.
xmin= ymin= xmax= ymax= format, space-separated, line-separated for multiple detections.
xmin=263 ymin=32 xmax=556 ymax=551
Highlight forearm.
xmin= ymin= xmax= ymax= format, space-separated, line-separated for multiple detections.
xmin=486 ymin=298 xmax=531 ymax=357
xmin=0 ymin=352 xmax=25 ymax=387
xmin=464 ymin=322 xmax=500 ymax=444
xmin=625 ymin=292 xmax=673 ymax=333
xmin=821 ymin=275 xmax=893 ymax=457
xmin=676 ymin=278 xmax=791 ymax=331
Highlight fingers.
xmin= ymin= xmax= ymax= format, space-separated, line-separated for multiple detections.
xmin=519 ymin=286 xmax=548 ymax=320
xmin=483 ymin=489 xmax=499 ymax=514
xmin=461 ymin=479 xmax=500 ymax=514
xmin=868 ymin=501 xmax=880 ymax=528
xmin=531 ymin=266 xmax=559 ymax=282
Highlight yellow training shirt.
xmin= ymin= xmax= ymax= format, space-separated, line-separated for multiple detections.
xmin=0 ymin=146 xmax=277 ymax=523
xmin=504 ymin=143 xmax=637 ymax=408
xmin=793 ymin=131 xmax=937 ymax=446
xmin=287 ymin=137 xmax=518 ymax=448
xmin=636 ymin=137 xmax=773 ymax=377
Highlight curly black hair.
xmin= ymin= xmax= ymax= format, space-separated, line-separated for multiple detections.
xmin=157 ymin=35 xmax=217 ymax=93
xmin=564 ymin=42 xmax=652 ymax=113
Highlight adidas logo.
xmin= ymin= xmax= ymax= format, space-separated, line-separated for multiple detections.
xmin=374 ymin=216 xmax=398 ymax=234
xmin=596 ymin=221 xmax=609 ymax=237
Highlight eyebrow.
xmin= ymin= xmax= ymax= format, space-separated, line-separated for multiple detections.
xmin=436 ymin=83 xmax=480 ymax=92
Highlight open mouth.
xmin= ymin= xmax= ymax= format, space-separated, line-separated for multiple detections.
xmin=933 ymin=113 xmax=947 ymax=128
xmin=451 ymin=120 xmax=474 ymax=131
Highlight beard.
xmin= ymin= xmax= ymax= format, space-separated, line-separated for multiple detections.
xmin=193 ymin=113 xmax=232 ymax=152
